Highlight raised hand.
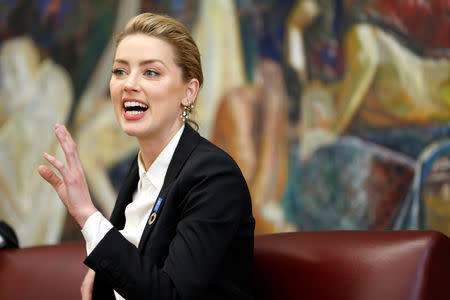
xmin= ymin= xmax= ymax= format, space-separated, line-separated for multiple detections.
xmin=38 ymin=124 xmax=97 ymax=228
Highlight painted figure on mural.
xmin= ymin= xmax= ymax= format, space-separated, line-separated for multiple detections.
xmin=0 ymin=0 xmax=73 ymax=246
xmin=283 ymin=0 xmax=450 ymax=231
xmin=209 ymin=0 xmax=298 ymax=234
xmin=211 ymin=58 xmax=291 ymax=233
xmin=0 ymin=0 xmax=141 ymax=245
xmin=287 ymin=0 xmax=450 ymax=158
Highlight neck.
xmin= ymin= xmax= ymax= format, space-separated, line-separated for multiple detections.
xmin=138 ymin=123 xmax=183 ymax=170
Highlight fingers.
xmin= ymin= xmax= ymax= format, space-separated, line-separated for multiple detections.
xmin=52 ymin=124 xmax=87 ymax=186
xmin=39 ymin=124 xmax=96 ymax=227
xmin=38 ymin=164 xmax=63 ymax=189
xmin=54 ymin=123 xmax=80 ymax=168
xmin=43 ymin=152 xmax=68 ymax=179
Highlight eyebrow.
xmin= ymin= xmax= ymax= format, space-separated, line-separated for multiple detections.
xmin=113 ymin=59 xmax=168 ymax=68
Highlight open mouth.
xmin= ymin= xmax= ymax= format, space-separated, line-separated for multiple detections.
xmin=123 ymin=101 xmax=149 ymax=120
xmin=124 ymin=101 xmax=149 ymax=115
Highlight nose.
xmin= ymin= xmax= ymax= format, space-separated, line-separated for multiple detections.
xmin=124 ymin=73 xmax=140 ymax=92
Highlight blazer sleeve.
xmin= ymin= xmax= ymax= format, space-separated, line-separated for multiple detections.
xmin=84 ymin=151 xmax=252 ymax=300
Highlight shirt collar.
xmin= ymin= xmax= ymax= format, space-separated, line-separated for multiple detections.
xmin=137 ymin=125 xmax=185 ymax=191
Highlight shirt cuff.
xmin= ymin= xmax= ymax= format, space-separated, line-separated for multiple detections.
xmin=81 ymin=211 xmax=113 ymax=255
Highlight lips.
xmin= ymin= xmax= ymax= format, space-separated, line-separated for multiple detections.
xmin=123 ymin=99 xmax=149 ymax=120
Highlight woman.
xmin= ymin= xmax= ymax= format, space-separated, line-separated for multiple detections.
xmin=38 ymin=13 xmax=255 ymax=300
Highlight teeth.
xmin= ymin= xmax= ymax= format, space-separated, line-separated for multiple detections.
xmin=126 ymin=110 xmax=144 ymax=115
xmin=124 ymin=101 xmax=148 ymax=109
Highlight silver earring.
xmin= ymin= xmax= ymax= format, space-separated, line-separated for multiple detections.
xmin=181 ymin=101 xmax=194 ymax=122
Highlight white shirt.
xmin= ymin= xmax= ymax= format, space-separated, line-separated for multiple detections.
xmin=81 ymin=125 xmax=184 ymax=300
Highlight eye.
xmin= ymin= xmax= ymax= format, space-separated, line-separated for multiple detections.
xmin=144 ymin=69 xmax=159 ymax=77
xmin=112 ymin=68 xmax=127 ymax=76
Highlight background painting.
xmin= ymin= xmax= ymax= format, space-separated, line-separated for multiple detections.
xmin=1 ymin=0 xmax=449 ymax=246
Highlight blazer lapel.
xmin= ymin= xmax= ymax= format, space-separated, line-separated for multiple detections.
xmin=138 ymin=125 xmax=200 ymax=250
xmin=109 ymin=155 xmax=140 ymax=229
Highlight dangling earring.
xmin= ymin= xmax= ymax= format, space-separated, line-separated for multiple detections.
xmin=181 ymin=100 xmax=194 ymax=122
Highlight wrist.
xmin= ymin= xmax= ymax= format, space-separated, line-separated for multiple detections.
xmin=75 ymin=207 xmax=98 ymax=229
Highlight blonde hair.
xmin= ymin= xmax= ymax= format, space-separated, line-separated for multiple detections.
xmin=116 ymin=13 xmax=203 ymax=88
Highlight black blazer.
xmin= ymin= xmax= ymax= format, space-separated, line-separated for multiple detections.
xmin=84 ymin=125 xmax=255 ymax=300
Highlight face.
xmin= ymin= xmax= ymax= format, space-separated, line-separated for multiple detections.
xmin=110 ymin=34 xmax=196 ymax=142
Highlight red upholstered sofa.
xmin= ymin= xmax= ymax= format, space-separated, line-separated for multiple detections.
xmin=0 ymin=230 xmax=449 ymax=300
xmin=0 ymin=242 xmax=87 ymax=299
xmin=254 ymin=230 xmax=450 ymax=300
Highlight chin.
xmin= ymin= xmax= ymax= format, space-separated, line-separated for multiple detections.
xmin=122 ymin=126 xmax=148 ymax=138
xmin=119 ymin=121 xmax=145 ymax=137
xmin=121 ymin=122 xmax=161 ymax=140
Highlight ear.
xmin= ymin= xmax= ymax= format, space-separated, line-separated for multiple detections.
xmin=182 ymin=78 xmax=200 ymax=106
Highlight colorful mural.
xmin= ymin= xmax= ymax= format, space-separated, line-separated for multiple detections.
xmin=0 ymin=0 xmax=449 ymax=246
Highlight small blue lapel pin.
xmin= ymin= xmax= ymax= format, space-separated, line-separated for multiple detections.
xmin=149 ymin=197 xmax=163 ymax=225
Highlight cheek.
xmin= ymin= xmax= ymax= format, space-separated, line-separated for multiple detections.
xmin=109 ymin=82 xmax=121 ymax=102
xmin=109 ymin=83 xmax=122 ymax=118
